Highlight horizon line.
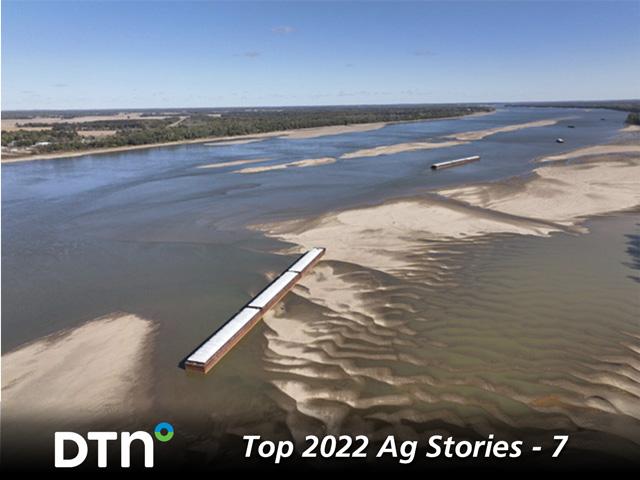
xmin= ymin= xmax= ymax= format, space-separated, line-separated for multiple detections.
xmin=3 ymin=98 xmax=640 ymax=113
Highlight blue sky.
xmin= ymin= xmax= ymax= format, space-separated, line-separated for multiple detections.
xmin=2 ymin=0 xmax=639 ymax=109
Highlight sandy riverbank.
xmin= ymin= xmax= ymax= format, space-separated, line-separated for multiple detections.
xmin=283 ymin=122 xmax=386 ymax=139
xmin=0 ymin=125 xmax=371 ymax=164
xmin=281 ymin=110 xmax=495 ymax=140
xmin=1 ymin=135 xmax=279 ymax=163
xmin=2 ymin=110 xmax=496 ymax=164
xmin=1 ymin=313 xmax=155 ymax=422
xmin=203 ymin=138 xmax=267 ymax=146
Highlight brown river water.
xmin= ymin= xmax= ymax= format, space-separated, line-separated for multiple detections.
xmin=2 ymin=107 xmax=639 ymax=470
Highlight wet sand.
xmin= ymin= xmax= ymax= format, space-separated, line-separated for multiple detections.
xmin=1 ymin=313 xmax=155 ymax=422
xmin=258 ymin=146 xmax=640 ymax=273
xmin=258 ymin=197 xmax=558 ymax=273
xmin=254 ymin=137 xmax=640 ymax=454
xmin=3 ymin=106 xmax=638 ymax=466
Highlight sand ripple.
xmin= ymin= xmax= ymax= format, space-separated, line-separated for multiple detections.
xmin=257 ymin=147 xmax=640 ymax=455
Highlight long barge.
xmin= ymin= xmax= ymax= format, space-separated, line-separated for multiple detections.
xmin=431 ymin=155 xmax=480 ymax=170
xmin=184 ymin=247 xmax=325 ymax=374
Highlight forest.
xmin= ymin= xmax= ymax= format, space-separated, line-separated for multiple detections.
xmin=2 ymin=105 xmax=493 ymax=154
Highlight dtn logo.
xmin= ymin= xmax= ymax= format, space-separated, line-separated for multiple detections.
xmin=55 ymin=422 xmax=174 ymax=468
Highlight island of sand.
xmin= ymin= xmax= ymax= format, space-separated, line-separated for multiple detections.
xmin=257 ymin=134 xmax=640 ymax=272
xmin=1 ymin=313 xmax=155 ymax=424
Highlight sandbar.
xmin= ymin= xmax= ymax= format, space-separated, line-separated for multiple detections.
xmin=340 ymin=140 xmax=463 ymax=159
xmin=340 ymin=118 xmax=563 ymax=160
xmin=538 ymin=144 xmax=640 ymax=163
xmin=1 ymin=313 xmax=155 ymax=422
xmin=446 ymin=118 xmax=564 ymax=141
xmin=2 ymin=111 xmax=494 ymax=164
xmin=258 ymin=139 xmax=640 ymax=274
xmin=198 ymin=157 xmax=271 ymax=169
xmin=236 ymin=157 xmax=336 ymax=174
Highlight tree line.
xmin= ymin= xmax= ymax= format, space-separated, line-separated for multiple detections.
xmin=2 ymin=105 xmax=493 ymax=154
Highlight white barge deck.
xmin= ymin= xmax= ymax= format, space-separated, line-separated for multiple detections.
xmin=185 ymin=247 xmax=325 ymax=374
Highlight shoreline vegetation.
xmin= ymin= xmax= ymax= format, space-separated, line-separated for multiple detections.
xmin=506 ymin=100 xmax=640 ymax=114
xmin=2 ymin=127 xmax=638 ymax=437
xmin=1 ymin=105 xmax=493 ymax=163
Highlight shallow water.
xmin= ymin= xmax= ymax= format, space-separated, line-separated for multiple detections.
xmin=2 ymin=107 xmax=638 ymax=467
xmin=1 ymin=107 xmax=625 ymax=346
xmin=258 ymin=214 xmax=640 ymax=459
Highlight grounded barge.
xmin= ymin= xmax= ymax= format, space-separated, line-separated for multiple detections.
xmin=185 ymin=247 xmax=325 ymax=374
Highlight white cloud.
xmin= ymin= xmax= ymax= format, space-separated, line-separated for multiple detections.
xmin=272 ymin=25 xmax=295 ymax=35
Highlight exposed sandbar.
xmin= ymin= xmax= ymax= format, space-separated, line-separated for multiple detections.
xmin=197 ymin=157 xmax=271 ymax=169
xmin=340 ymin=118 xmax=563 ymax=160
xmin=440 ymin=156 xmax=640 ymax=227
xmin=257 ymin=141 xmax=640 ymax=274
xmin=1 ymin=313 xmax=155 ymax=422
xmin=446 ymin=118 xmax=564 ymax=141
xmin=236 ymin=157 xmax=335 ymax=174
xmin=2 ymin=111 xmax=493 ymax=163
xmin=256 ymin=197 xmax=558 ymax=273
xmin=340 ymin=140 xmax=463 ymax=159
xmin=538 ymin=144 xmax=640 ymax=163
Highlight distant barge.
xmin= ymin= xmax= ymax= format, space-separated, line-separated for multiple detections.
xmin=431 ymin=155 xmax=480 ymax=170
xmin=184 ymin=247 xmax=325 ymax=374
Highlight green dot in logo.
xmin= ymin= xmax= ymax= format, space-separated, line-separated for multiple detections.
xmin=154 ymin=422 xmax=174 ymax=442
